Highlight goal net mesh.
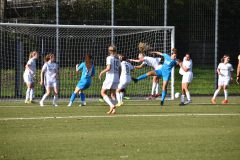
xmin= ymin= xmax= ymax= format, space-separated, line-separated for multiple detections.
xmin=0 ymin=23 xmax=174 ymax=100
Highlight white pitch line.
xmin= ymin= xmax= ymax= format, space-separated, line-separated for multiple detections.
xmin=0 ymin=113 xmax=240 ymax=121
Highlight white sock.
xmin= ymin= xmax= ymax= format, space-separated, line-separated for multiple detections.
xmin=181 ymin=94 xmax=185 ymax=103
xmin=116 ymin=92 xmax=121 ymax=104
xmin=186 ymin=91 xmax=191 ymax=101
xmin=120 ymin=92 xmax=124 ymax=103
xmin=103 ymin=95 xmax=114 ymax=107
xmin=151 ymin=82 xmax=157 ymax=95
xmin=53 ymin=95 xmax=58 ymax=104
xmin=29 ymin=88 xmax=34 ymax=101
xmin=25 ymin=88 xmax=30 ymax=101
xmin=155 ymin=83 xmax=159 ymax=94
xmin=213 ymin=89 xmax=220 ymax=99
xmin=40 ymin=93 xmax=48 ymax=102
xmin=224 ymin=90 xmax=228 ymax=100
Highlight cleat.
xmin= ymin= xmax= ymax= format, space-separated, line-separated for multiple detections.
xmin=52 ymin=104 xmax=58 ymax=107
xmin=154 ymin=94 xmax=161 ymax=98
xmin=39 ymin=101 xmax=44 ymax=107
xmin=79 ymin=102 xmax=86 ymax=107
xmin=221 ymin=100 xmax=228 ymax=104
xmin=146 ymin=95 xmax=155 ymax=100
xmin=160 ymin=101 xmax=164 ymax=106
xmin=179 ymin=102 xmax=185 ymax=106
xmin=184 ymin=100 xmax=192 ymax=105
xmin=116 ymin=103 xmax=122 ymax=107
xmin=131 ymin=78 xmax=138 ymax=83
xmin=98 ymin=98 xmax=104 ymax=103
xmin=107 ymin=106 xmax=116 ymax=114
xmin=25 ymin=100 xmax=30 ymax=104
xmin=67 ymin=102 xmax=72 ymax=107
xmin=211 ymin=98 xmax=216 ymax=104
xmin=123 ymin=96 xmax=130 ymax=100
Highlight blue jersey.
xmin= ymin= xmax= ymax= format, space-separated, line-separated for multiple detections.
xmin=161 ymin=53 xmax=178 ymax=72
xmin=77 ymin=62 xmax=95 ymax=82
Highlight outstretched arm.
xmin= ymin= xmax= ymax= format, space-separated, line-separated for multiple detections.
xmin=129 ymin=59 xmax=144 ymax=63
xmin=150 ymin=51 xmax=163 ymax=56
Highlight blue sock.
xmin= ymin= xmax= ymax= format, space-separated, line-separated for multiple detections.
xmin=70 ymin=92 xmax=77 ymax=103
xmin=161 ymin=90 xmax=167 ymax=101
xmin=80 ymin=93 xmax=85 ymax=102
xmin=137 ymin=73 xmax=148 ymax=81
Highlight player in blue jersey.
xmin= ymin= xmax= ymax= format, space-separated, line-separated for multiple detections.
xmin=68 ymin=54 xmax=95 ymax=107
xmin=132 ymin=48 xmax=181 ymax=106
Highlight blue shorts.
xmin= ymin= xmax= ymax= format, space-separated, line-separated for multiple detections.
xmin=76 ymin=80 xmax=91 ymax=90
xmin=155 ymin=69 xmax=171 ymax=81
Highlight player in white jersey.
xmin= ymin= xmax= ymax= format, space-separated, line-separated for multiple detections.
xmin=116 ymin=55 xmax=134 ymax=107
xmin=129 ymin=42 xmax=162 ymax=100
xmin=211 ymin=55 xmax=233 ymax=104
xmin=39 ymin=54 xmax=59 ymax=107
xmin=237 ymin=54 xmax=240 ymax=84
xmin=23 ymin=51 xmax=38 ymax=103
xmin=99 ymin=46 xmax=120 ymax=114
xmin=179 ymin=53 xmax=193 ymax=105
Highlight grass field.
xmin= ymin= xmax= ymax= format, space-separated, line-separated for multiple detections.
xmin=0 ymin=97 xmax=240 ymax=160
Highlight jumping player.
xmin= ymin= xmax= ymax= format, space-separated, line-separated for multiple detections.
xmin=99 ymin=45 xmax=120 ymax=114
xmin=129 ymin=42 xmax=162 ymax=99
xmin=132 ymin=48 xmax=181 ymax=106
xmin=39 ymin=54 xmax=59 ymax=107
xmin=116 ymin=55 xmax=134 ymax=107
xmin=179 ymin=53 xmax=193 ymax=105
xmin=211 ymin=55 xmax=233 ymax=104
xmin=68 ymin=54 xmax=95 ymax=107
xmin=23 ymin=51 xmax=38 ymax=103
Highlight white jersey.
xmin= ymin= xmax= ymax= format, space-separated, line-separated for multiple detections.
xmin=120 ymin=61 xmax=134 ymax=82
xmin=24 ymin=58 xmax=36 ymax=75
xmin=105 ymin=55 xmax=120 ymax=83
xmin=179 ymin=57 xmax=193 ymax=75
xmin=218 ymin=63 xmax=233 ymax=79
xmin=142 ymin=56 xmax=161 ymax=69
xmin=42 ymin=62 xmax=58 ymax=82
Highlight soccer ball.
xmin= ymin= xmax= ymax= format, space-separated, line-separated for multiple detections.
xmin=175 ymin=92 xmax=180 ymax=99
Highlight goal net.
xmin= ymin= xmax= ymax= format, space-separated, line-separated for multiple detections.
xmin=0 ymin=23 xmax=175 ymax=100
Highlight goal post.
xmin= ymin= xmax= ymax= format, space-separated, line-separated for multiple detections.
xmin=0 ymin=23 xmax=175 ymax=100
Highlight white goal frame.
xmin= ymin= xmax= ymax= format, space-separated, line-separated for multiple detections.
xmin=0 ymin=23 xmax=175 ymax=100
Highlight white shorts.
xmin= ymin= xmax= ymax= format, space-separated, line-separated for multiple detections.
xmin=154 ymin=65 xmax=162 ymax=70
xmin=23 ymin=73 xmax=34 ymax=84
xmin=45 ymin=81 xmax=58 ymax=88
xmin=182 ymin=72 xmax=193 ymax=83
xmin=218 ymin=77 xmax=230 ymax=86
xmin=118 ymin=81 xmax=131 ymax=90
xmin=102 ymin=80 xmax=119 ymax=90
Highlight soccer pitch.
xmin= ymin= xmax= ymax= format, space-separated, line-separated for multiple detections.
xmin=0 ymin=97 xmax=240 ymax=160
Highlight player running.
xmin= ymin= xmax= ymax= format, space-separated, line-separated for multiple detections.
xmin=99 ymin=45 xmax=120 ymax=114
xmin=39 ymin=54 xmax=59 ymax=107
xmin=116 ymin=55 xmax=134 ymax=107
xmin=68 ymin=54 xmax=95 ymax=107
xmin=132 ymin=48 xmax=181 ymax=106
xmin=179 ymin=53 xmax=193 ymax=105
xmin=23 ymin=51 xmax=38 ymax=104
xmin=129 ymin=42 xmax=162 ymax=99
xmin=211 ymin=55 xmax=233 ymax=104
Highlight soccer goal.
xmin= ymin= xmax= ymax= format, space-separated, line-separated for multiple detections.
xmin=0 ymin=23 xmax=175 ymax=100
